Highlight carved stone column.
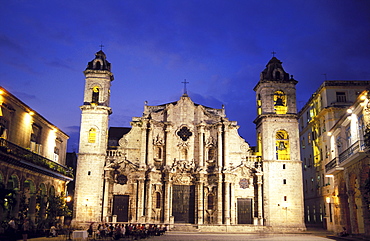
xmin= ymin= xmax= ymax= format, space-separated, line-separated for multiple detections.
xmin=224 ymin=180 xmax=230 ymax=225
xmin=136 ymin=177 xmax=145 ymax=222
xmin=197 ymin=173 xmax=205 ymax=224
xmin=347 ymin=190 xmax=357 ymax=233
xmin=145 ymin=178 xmax=153 ymax=223
xmin=140 ymin=121 xmax=148 ymax=167
xmin=198 ymin=124 xmax=205 ymax=167
xmin=223 ymin=124 xmax=229 ymax=167
xmin=28 ymin=194 xmax=36 ymax=224
xmin=163 ymin=175 xmax=172 ymax=223
xmin=147 ymin=124 xmax=153 ymax=166
xmin=217 ymin=174 xmax=223 ymax=224
xmin=217 ymin=124 xmax=223 ymax=168
xmin=102 ymin=170 xmax=111 ymax=220
xmin=165 ymin=125 xmax=172 ymax=166
xmin=256 ymin=172 xmax=264 ymax=225
xmin=230 ymin=182 xmax=236 ymax=224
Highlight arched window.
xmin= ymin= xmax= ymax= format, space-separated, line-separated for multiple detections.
xmin=88 ymin=128 xmax=96 ymax=143
xmin=155 ymin=192 xmax=161 ymax=209
xmin=7 ymin=174 xmax=19 ymax=191
xmin=208 ymin=147 xmax=215 ymax=160
xmin=155 ymin=147 xmax=162 ymax=159
xmin=274 ymin=90 xmax=287 ymax=114
xmin=49 ymin=185 xmax=55 ymax=197
xmin=95 ymin=61 xmax=101 ymax=70
xmin=207 ymin=194 xmax=214 ymax=210
xmin=257 ymin=94 xmax=262 ymax=115
xmin=276 ymin=130 xmax=290 ymax=160
xmin=180 ymin=148 xmax=188 ymax=160
xmin=275 ymin=71 xmax=281 ymax=80
xmin=92 ymin=86 xmax=99 ymax=105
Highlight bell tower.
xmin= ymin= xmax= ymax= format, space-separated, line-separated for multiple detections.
xmin=254 ymin=56 xmax=305 ymax=229
xmin=74 ymin=50 xmax=113 ymax=223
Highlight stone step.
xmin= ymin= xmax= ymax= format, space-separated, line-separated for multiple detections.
xmin=171 ymin=224 xmax=199 ymax=232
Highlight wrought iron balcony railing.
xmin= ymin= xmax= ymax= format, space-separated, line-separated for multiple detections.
xmin=0 ymin=138 xmax=73 ymax=179
xmin=325 ymin=157 xmax=338 ymax=173
xmin=338 ymin=140 xmax=365 ymax=164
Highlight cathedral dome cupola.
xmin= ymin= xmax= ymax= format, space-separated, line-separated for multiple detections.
xmin=86 ymin=50 xmax=112 ymax=72
xmin=260 ymin=57 xmax=291 ymax=82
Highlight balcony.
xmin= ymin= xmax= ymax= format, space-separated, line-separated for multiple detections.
xmin=0 ymin=138 xmax=73 ymax=181
xmin=338 ymin=140 xmax=366 ymax=167
xmin=326 ymin=140 xmax=367 ymax=174
xmin=325 ymin=157 xmax=344 ymax=174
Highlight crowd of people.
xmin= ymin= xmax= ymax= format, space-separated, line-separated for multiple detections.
xmin=88 ymin=223 xmax=167 ymax=240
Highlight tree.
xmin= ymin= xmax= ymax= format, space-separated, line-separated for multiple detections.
xmin=46 ymin=193 xmax=71 ymax=226
xmin=0 ymin=184 xmax=16 ymax=211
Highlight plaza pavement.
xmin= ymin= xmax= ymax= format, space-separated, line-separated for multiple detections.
xmin=20 ymin=228 xmax=367 ymax=241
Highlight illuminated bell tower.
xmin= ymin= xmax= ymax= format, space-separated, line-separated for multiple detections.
xmin=74 ymin=50 xmax=113 ymax=223
xmin=254 ymin=56 xmax=305 ymax=229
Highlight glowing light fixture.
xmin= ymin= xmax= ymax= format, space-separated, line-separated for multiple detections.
xmin=29 ymin=111 xmax=35 ymax=116
xmin=360 ymin=95 xmax=366 ymax=100
xmin=326 ymin=197 xmax=331 ymax=204
xmin=347 ymin=108 xmax=352 ymax=114
xmin=327 ymin=132 xmax=332 ymax=136
xmin=65 ymin=196 xmax=72 ymax=202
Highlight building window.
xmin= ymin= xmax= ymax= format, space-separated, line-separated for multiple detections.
xmin=276 ymin=130 xmax=290 ymax=160
xmin=274 ymin=90 xmax=287 ymax=114
xmin=88 ymin=128 xmax=96 ymax=143
xmin=207 ymin=194 xmax=214 ymax=210
xmin=283 ymin=164 xmax=286 ymax=169
xmin=30 ymin=123 xmax=42 ymax=153
xmin=283 ymin=179 xmax=286 ymax=184
xmin=155 ymin=192 xmax=161 ymax=209
xmin=92 ymin=86 xmax=99 ymax=105
xmin=155 ymin=146 xmax=162 ymax=159
xmin=54 ymin=147 xmax=59 ymax=163
xmin=336 ymin=92 xmax=347 ymax=102
xmin=208 ymin=147 xmax=215 ymax=160
xmin=257 ymin=94 xmax=262 ymax=115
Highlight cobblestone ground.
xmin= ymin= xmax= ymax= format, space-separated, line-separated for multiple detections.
xmin=148 ymin=232 xmax=334 ymax=241
xmin=20 ymin=230 xmax=366 ymax=241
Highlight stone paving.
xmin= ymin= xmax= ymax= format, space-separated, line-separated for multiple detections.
xmin=19 ymin=229 xmax=368 ymax=241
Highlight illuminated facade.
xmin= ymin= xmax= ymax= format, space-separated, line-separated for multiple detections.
xmin=74 ymin=51 xmax=305 ymax=231
xmin=0 ymin=86 xmax=72 ymax=226
xmin=298 ymin=81 xmax=370 ymax=235
xmin=254 ymin=57 xmax=305 ymax=228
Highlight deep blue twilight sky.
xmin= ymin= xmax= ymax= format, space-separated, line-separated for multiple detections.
xmin=1 ymin=1 xmax=370 ymax=152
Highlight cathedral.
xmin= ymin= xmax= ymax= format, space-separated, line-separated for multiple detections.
xmin=73 ymin=50 xmax=306 ymax=231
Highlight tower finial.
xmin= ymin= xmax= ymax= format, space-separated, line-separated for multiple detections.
xmin=271 ymin=51 xmax=276 ymax=57
xmin=182 ymin=79 xmax=189 ymax=96
xmin=99 ymin=43 xmax=104 ymax=51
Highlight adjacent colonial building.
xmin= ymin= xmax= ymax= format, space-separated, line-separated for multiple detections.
xmin=298 ymin=81 xmax=370 ymax=235
xmin=0 ymin=86 xmax=73 ymax=226
xmin=73 ymin=51 xmax=305 ymax=231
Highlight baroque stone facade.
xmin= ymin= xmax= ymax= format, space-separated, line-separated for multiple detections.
xmin=74 ymin=51 xmax=305 ymax=231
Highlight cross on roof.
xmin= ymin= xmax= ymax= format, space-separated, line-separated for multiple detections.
xmin=182 ymin=79 xmax=189 ymax=95
xmin=99 ymin=43 xmax=104 ymax=51
xmin=271 ymin=51 xmax=276 ymax=57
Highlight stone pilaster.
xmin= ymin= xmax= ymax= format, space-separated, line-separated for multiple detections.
xmin=217 ymin=174 xmax=223 ymax=224
xmin=217 ymin=124 xmax=223 ymax=168
xmin=145 ymin=179 xmax=153 ymax=222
